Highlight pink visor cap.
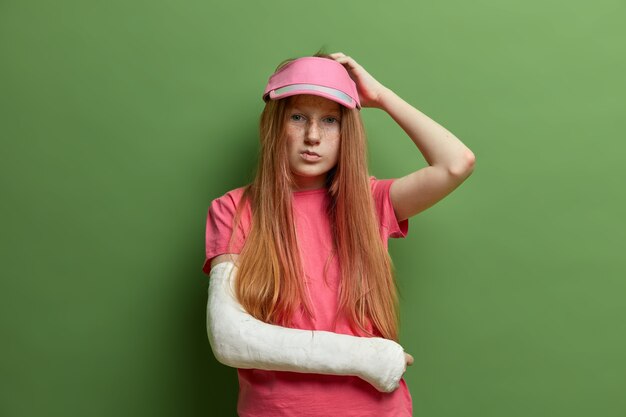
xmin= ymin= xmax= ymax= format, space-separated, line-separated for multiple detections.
xmin=262 ymin=56 xmax=361 ymax=110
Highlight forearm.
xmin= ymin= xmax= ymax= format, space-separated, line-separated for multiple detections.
xmin=376 ymin=87 xmax=474 ymax=175
xmin=206 ymin=261 xmax=407 ymax=392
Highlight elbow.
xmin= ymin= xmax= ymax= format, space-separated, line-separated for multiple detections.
xmin=206 ymin=307 xmax=255 ymax=369
xmin=207 ymin=325 xmax=239 ymax=368
xmin=206 ymin=306 xmax=240 ymax=368
xmin=211 ymin=344 xmax=236 ymax=367
xmin=207 ymin=262 xmax=247 ymax=369
xmin=448 ymin=149 xmax=476 ymax=178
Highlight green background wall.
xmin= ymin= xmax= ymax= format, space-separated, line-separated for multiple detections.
xmin=2 ymin=0 xmax=625 ymax=416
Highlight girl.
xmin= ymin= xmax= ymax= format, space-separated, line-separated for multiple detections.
xmin=203 ymin=51 xmax=475 ymax=417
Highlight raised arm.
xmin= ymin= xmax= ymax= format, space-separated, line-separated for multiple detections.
xmin=378 ymin=86 xmax=475 ymax=221
xmin=206 ymin=260 xmax=409 ymax=392
xmin=328 ymin=52 xmax=476 ymax=222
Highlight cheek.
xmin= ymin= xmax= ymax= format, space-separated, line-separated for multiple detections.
xmin=320 ymin=126 xmax=339 ymax=143
xmin=328 ymin=140 xmax=341 ymax=161
xmin=286 ymin=136 xmax=298 ymax=153
xmin=285 ymin=128 xmax=301 ymax=145
xmin=330 ymin=133 xmax=341 ymax=149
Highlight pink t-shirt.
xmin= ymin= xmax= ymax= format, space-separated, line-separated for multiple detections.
xmin=203 ymin=176 xmax=411 ymax=417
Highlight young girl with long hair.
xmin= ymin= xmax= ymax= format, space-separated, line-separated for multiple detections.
xmin=203 ymin=51 xmax=475 ymax=417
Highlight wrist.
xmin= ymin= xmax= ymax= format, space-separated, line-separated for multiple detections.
xmin=359 ymin=337 xmax=406 ymax=392
xmin=375 ymin=86 xmax=396 ymax=111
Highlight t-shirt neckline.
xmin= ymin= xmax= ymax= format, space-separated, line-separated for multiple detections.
xmin=292 ymin=187 xmax=328 ymax=196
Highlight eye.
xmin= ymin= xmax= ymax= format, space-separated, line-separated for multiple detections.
xmin=324 ymin=117 xmax=339 ymax=124
xmin=290 ymin=114 xmax=304 ymax=121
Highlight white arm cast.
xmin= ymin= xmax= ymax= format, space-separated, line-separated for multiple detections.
xmin=206 ymin=261 xmax=407 ymax=393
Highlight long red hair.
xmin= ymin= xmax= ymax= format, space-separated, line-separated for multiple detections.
xmin=225 ymin=53 xmax=401 ymax=341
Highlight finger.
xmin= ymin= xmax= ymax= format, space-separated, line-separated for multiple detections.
xmin=332 ymin=55 xmax=360 ymax=70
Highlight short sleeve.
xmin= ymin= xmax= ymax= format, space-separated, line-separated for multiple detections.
xmin=202 ymin=190 xmax=249 ymax=275
xmin=369 ymin=176 xmax=409 ymax=239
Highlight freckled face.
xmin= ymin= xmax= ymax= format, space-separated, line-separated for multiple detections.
xmin=284 ymin=95 xmax=342 ymax=191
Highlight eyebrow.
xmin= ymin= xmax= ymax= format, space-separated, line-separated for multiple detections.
xmin=290 ymin=106 xmax=341 ymax=116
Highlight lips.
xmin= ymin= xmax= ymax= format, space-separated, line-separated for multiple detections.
xmin=300 ymin=150 xmax=321 ymax=161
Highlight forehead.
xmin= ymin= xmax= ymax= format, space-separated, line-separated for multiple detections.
xmin=287 ymin=94 xmax=341 ymax=113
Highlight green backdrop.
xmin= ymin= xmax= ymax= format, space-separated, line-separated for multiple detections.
xmin=2 ymin=0 xmax=625 ymax=416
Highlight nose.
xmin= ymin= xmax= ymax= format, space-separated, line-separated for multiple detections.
xmin=305 ymin=121 xmax=321 ymax=145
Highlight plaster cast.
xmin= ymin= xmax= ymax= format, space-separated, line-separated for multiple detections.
xmin=206 ymin=261 xmax=407 ymax=393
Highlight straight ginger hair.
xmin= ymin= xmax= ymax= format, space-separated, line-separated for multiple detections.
xmin=225 ymin=53 xmax=402 ymax=342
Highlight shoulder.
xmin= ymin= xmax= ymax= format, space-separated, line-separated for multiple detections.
xmin=215 ymin=184 xmax=248 ymax=205
xmin=209 ymin=185 xmax=249 ymax=215
xmin=369 ymin=175 xmax=395 ymax=200
xmin=203 ymin=185 xmax=251 ymax=275
xmin=206 ymin=185 xmax=253 ymax=236
xmin=368 ymin=175 xmax=409 ymax=239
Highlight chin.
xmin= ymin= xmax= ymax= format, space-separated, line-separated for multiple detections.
xmin=291 ymin=168 xmax=330 ymax=181
xmin=294 ymin=169 xmax=330 ymax=178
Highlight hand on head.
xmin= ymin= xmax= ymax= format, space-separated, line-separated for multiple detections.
xmin=327 ymin=52 xmax=389 ymax=109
